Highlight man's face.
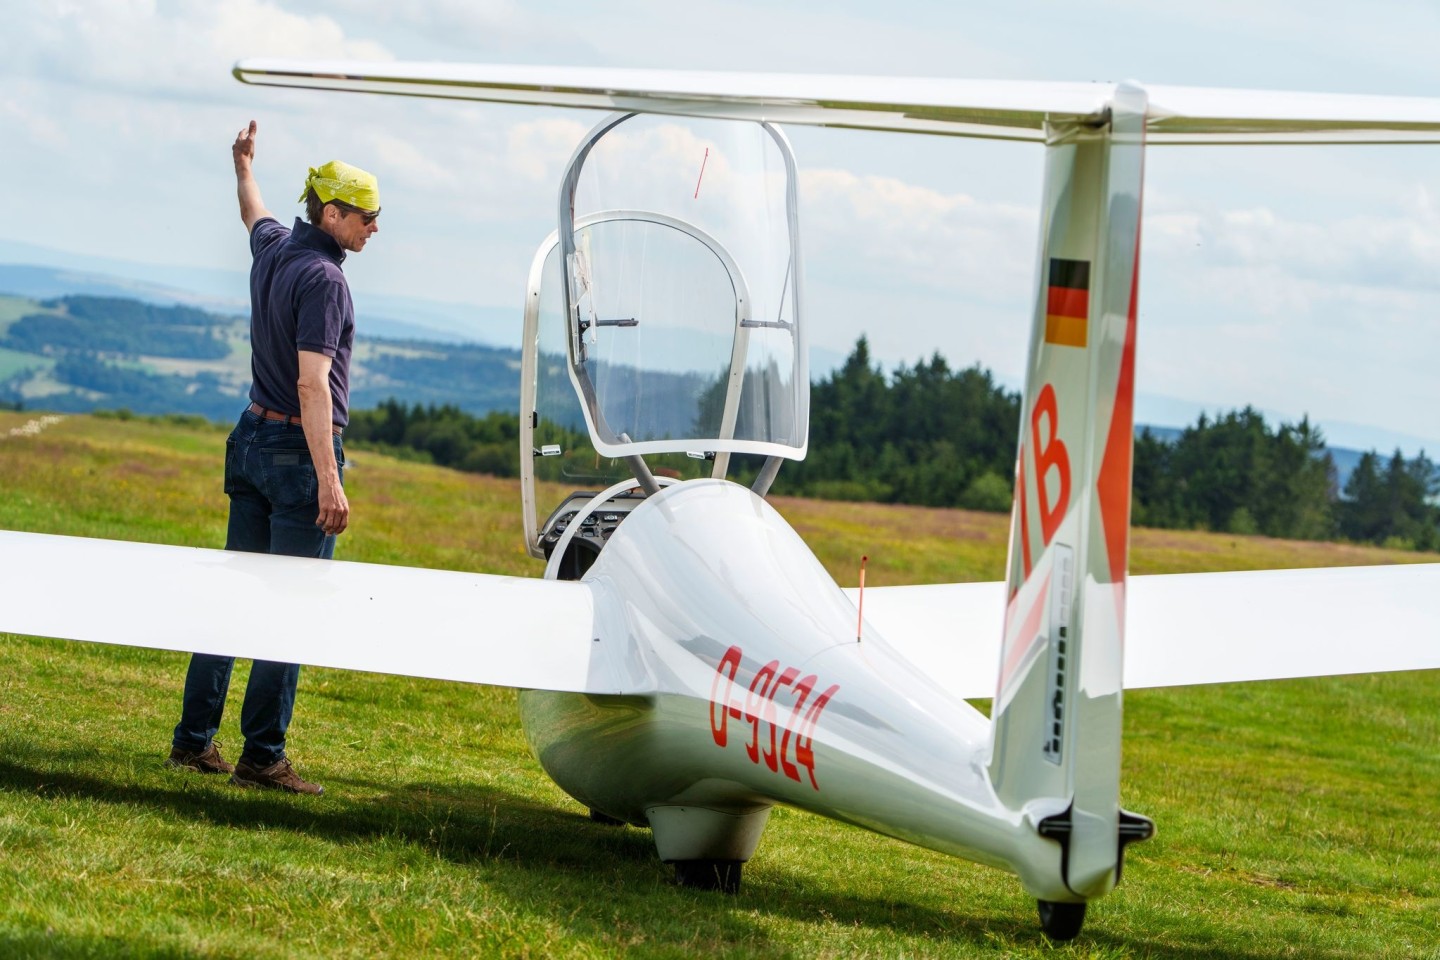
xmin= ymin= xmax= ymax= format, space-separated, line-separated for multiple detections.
xmin=322 ymin=202 xmax=380 ymax=253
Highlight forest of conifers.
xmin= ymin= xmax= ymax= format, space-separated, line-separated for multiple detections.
xmin=346 ymin=337 xmax=1440 ymax=552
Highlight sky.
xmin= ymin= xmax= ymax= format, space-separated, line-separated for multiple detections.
xmin=4 ymin=1 xmax=1440 ymax=452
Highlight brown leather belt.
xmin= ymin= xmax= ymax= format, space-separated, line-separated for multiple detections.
xmin=248 ymin=402 xmax=343 ymax=436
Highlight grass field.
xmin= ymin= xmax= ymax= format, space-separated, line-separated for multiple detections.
xmin=0 ymin=413 xmax=1436 ymax=959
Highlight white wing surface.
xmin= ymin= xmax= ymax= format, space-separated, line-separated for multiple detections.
xmin=853 ymin=564 xmax=1440 ymax=699
xmin=234 ymin=60 xmax=1440 ymax=144
xmin=0 ymin=531 xmax=610 ymax=693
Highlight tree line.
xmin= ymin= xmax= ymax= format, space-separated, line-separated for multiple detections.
xmin=1135 ymin=409 xmax=1438 ymax=549
xmin=345 ymin=398 xmax=524 ymax=477
xmin=767 ymin=338 xmax=1018 ymax=511
xmin=272 ymin=338 xmax=1440 ymax=551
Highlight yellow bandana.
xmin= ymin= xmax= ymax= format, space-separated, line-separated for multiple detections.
xmin=299 ymin=160 xmax=380 ymax=212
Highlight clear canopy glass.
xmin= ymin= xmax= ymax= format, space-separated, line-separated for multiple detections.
xmin=559 ymin=113 xmax=807 ymax=460
xmin=519 ymin=113 xmax=809 ymax=555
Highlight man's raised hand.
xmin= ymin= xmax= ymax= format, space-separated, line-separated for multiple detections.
xmin=232 ymin=120 xmax=271 ymax=231
xmin=233 ymin=120 xmax=258 ymax=172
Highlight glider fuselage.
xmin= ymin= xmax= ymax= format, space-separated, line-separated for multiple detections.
xmin=517 ymin=480 xmax=1068 ymax=895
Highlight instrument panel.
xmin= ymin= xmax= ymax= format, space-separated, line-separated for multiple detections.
xmin=539 ymin=489 xmax=649 ymax=577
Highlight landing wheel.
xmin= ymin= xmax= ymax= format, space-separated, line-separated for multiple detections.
xmin=1037 ymin=900 xmax=1086 ymax=941
xmin=673 ymin=859 xmax=742 ymax=894
xmin=588 ymin=808 xmax=624 ymax=826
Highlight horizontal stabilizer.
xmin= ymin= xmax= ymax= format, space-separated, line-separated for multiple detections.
xmin=0 ymin=532 xmax=608 ymax=693
xmin=235 ymin=60 xmax=1440 ymax=144
xmin=849 ymin=582 xmax=1004 ymax=699
xmin=851 ymin=563 xmax=1440 ymax=698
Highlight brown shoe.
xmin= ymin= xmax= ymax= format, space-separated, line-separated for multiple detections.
xmin=230 ymin=756 xmax=324 ymax=795
xmin=167 ymin=740 xmax=235 ymax=775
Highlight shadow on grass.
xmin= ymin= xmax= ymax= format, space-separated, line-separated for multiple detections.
xmin=0 ymin=930 xmax=239 ymax=960
xmin=0 ymin=744 xmax=1305 ymax=960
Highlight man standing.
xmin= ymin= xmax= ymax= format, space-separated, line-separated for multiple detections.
xmin=167 ymin=120 xmax=380 ymax=795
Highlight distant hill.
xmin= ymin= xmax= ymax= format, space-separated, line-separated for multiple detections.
xmin=0 ymin=258 xmax=517 ymax=346
xmin=0 ymin=293 xmax=524 ymax=422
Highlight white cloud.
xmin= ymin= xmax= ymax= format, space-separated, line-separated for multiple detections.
xmin=315 ymin=0 xmax=558 ymax=53
xmin=517 ymin=0 xmax=1023 ymax=76
xmin=506 ymin=119 xmax=591 ymax=186
xmin=0 ymin=83 xmax=71 ymax=150
xmin=369 ymin=134 xmax=462 ymax=195
xmin=0 ymin=0 xmax=390 ymax=97
xmin=1144 ymin=194 xmax=1440 ymax=327
xmin=1135 ymin=188 xmax=1440 ymax=442
xmin=801 ymin=168 xmax=1037 ymax=304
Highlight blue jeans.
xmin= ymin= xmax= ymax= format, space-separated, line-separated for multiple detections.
xmin=172 ymin=409 xmax=344 ymax=767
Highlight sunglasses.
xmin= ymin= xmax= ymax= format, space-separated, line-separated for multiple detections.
xmin=331 ymin=200 xmax=380 ymax=225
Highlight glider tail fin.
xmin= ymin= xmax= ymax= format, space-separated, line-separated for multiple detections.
xmin=987 ymin=84 xmax=1154 ymax=902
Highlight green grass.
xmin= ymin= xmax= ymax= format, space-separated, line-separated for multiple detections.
xmin=0 ymin=413 xmax=1437 ymax=959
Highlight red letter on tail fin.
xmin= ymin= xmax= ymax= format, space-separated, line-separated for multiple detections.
xmin=1031 ymin=383 xmax=1071 ymax=546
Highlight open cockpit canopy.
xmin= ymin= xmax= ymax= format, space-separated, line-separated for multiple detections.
xmin=559 ymin=113 xmax=804 ymax=460
xmin=519 ymin=113 xmax=807 ymax=556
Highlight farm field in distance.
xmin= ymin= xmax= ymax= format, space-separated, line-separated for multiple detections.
xmin=0 ymin=412 xmax=1435 ymax=959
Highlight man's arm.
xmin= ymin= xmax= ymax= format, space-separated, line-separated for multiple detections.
xmin=233 ymin=120 xmax=274 ymax=233
xmin=297 ymin=350 xmax=349 ymax=536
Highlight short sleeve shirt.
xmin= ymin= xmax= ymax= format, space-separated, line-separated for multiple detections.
xmin=247 ymin=217 xmax=355 ymax=427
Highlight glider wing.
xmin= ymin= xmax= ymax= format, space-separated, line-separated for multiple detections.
xmin=234 ymin=60 xmax=1440 ymax=144
xmin=0 ymin=531 xmax=611 ymax=693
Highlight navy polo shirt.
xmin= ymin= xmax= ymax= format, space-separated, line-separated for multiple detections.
xmin=246 ymin=217 xmax=355 ymax=428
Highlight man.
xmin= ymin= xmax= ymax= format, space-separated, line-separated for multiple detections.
xmin=167 ymin=120 xmax=380 ymax=795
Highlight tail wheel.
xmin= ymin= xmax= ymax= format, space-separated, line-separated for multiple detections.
xmin=1037 ymin=900 xmax=1085 ymax=940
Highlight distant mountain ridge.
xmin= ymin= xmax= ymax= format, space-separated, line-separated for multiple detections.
xmin=0 ymin=263 xmax=217 ymax=307
xmin=0 ymin=292 xmax=523 ymax=423
xmin=0 ymin=256 xmax=516 ymax=346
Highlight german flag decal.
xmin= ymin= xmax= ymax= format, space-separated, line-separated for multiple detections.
xmin=1045 ymin=258 xmax=1090 ymax=348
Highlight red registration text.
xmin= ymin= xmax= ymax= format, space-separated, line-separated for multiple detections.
xmin=708 ymin=644 xmax=839 ymax=790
